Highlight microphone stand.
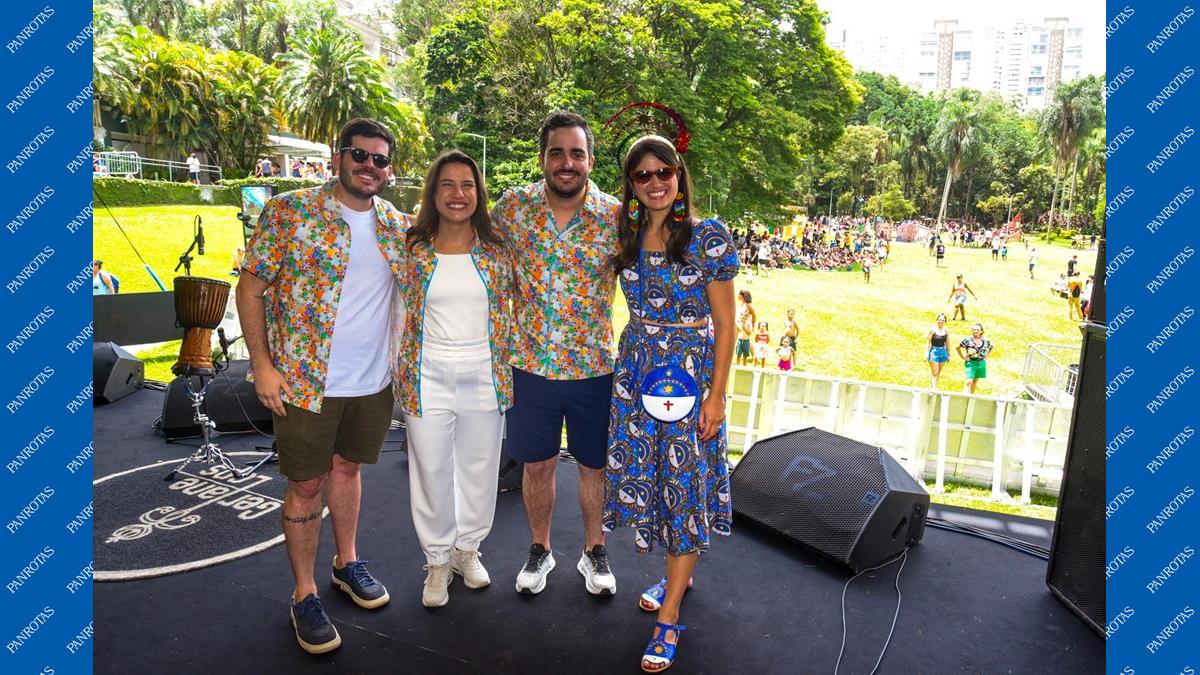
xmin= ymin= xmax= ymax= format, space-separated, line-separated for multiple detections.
xmin=174 ymin=216 xmax=205 ymax=276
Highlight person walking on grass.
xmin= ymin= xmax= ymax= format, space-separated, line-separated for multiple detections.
xmin=957 ymin=323 xmax=995 ymax=394
xmin=947 ymin=274 xmax=977 ymax=321
xmin=777 ymin=336 xmax=795 ymax=371
xmin=1067 ymin=273 xmax=1084 ymax=320
xmin=753 ymin=321 xmax=771 ymax=369
xmin=735 ymin=290 xmax=755 ymax=366
xmin=1028 ymin=248 xmax=1038 ymax=279
xmin=926 ymin=313 xmax=950 ymax=389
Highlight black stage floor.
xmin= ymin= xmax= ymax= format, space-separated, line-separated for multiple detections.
xmin=94 ymin=388 xmax=1103 ymax=674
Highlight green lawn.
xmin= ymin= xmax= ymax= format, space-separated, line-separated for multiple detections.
xmin=614 ymin=236 xmax=1094 ymax=396
xmin=95 ymin=204 xmax=247 ymax=293
xmin=96 ymin=206 xmax=1085 ymax=519
xmin=97 ymin=205 xmax=1093 ymax=396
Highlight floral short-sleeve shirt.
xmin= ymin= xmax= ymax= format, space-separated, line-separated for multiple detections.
xmin=959 ymin=337 xmax=994 ymax=361
xmin=492 ymin=180 xmax=621 ymax=380
xmin=240 ymin=179 xmax=408 ymax=413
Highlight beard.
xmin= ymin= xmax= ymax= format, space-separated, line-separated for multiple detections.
xmin=339 ymin=166 xmax=387 ymax=200
xmin=545 ymin=171 xmax=587 ymax=199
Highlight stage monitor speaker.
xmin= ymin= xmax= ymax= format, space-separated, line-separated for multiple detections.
xmin=498 ymin=448 xmax=523 ymax=492
xmin=731 ymin=427 xmax=929 ymax=572
xmin=93 ymin=342 xmax=145 ymax=404
xmin=160 ymin=360 xmax=273 ymax=440
xmin=1046 ymin=323 xmax=1105 ymax=637
xmin=1089 ymin=238 xmax=1106 ymax=324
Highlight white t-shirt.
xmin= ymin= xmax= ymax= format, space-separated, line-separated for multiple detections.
xmin=186 ymin=156 xmax=200 ymax=173
xmin=323 ymin=203 xmax=394 ymax=396
xmin=423 ymin=253 xmax=488 ymax=342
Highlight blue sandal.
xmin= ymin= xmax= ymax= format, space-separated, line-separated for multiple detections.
xmin=639 ymin=577 xmax=693 ymax=612
xmin=641 ymin=621 xmax=686 ymax=672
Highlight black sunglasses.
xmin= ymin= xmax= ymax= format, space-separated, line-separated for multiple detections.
xmin=341 ymin=146 xmax=392 ymax=169
xmin=628 ymin=166 xmax=678 ymax=184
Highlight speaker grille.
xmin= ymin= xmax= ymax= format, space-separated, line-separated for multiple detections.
xmin=732 ymin=428 xmax=888 ymax=563
xmin=1047 ymin=324 xmax=1105 ymax=635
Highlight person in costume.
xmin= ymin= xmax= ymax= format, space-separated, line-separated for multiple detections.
xmin=603 ymin=135 xmax=737 ymax=672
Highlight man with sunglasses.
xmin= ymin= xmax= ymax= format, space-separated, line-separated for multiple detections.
xmin=492 ymin=110 xmax=622 ymax=597
xmin=237 ymin=118 xmax=408 ymax=654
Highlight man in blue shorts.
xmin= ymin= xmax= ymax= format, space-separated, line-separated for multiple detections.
xmin=492 ymin=111 xmax=621 ymax=596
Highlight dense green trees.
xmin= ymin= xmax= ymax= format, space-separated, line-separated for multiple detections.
xmin=93 ymin=0 xmax=1105 ymax=233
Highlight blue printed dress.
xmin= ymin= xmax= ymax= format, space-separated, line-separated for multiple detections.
xmin=602 ymin=218 xmax=739 ymax=556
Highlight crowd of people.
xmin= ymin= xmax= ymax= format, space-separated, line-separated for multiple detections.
xmin=731 ymin=217 xmax=893 ymax=275
xmin=236 ymin=114 xmax=732 ymax=671
xmin=253 ymin=156 xmax=334 ymax=179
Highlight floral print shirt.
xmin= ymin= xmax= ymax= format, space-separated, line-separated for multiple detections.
xmin=395 ymin=238 xmax=514 ymax=416
xmin=959 ymin=337 xmax=994 ymax=361
xmin=492 ymin=180 xmax=621 ymax=380
xmin=241 ymin=179 xmax=408 ymax=413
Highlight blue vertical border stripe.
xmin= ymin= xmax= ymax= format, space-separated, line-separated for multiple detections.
xmin=0 ymin=2 xmax=94 ymax=673
xmin=1107 ymin=1 xmax=1200 ymax=672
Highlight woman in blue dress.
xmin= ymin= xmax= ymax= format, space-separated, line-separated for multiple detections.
xmin=602 ymin=135 xmax=738 ymax=672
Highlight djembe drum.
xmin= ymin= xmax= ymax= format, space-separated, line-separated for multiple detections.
xmin=172 ymin=276 xmax=231 ymax=375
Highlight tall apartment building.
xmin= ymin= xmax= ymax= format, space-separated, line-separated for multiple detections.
xmin=830 ymin=16 xmax=1093 ymax=109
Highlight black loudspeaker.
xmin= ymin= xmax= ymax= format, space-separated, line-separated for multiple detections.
xmin=731 ymin=427 xmax=929 ymax=572
xmin=160 ymin=360 xmax=273 ymax=440
xmin=498 ymin=447 xmax=523 ymax=492
xmin=93 ymin=342 xmax=145 ymax=404
xmin=1046 ymin=323 xmax=1105 ymax=637
xmin=1089 ymin=238 xmax=1106 ymax=323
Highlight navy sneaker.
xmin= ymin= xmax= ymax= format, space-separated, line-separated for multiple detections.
xmin=290 ymin=593 xmax=341 ymax=654
xmin=331 ymin=556 xmax=391 ymax=609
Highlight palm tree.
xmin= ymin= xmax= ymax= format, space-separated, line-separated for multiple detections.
xmin=279 ymin=28 xmax=399 ymax=157
xmin=279 ymin=28 xmax=429 ymax=174
xmin=1038 ymin=76 xmax=1104 ymax=236
xmin=931 ymin=90 xmax=982 ymax=226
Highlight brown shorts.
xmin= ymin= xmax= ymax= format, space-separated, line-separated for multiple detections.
xmin=273 ymin=386 xmax=395 ymax=481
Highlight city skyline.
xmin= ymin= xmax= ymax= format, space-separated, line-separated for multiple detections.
xmin=822 ymin=0 xmax=1105 ymax=109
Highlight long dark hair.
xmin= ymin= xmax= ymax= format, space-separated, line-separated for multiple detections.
xmin=610 ymin=136 xmax=696 ymax=273
xmin=407 ymin=150 xmax=504 ymax=253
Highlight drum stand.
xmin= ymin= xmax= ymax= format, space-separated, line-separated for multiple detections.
xmin=164 ymin=365 xmax=245 ymax=482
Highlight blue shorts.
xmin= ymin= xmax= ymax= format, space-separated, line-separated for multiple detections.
xmin=502 ymin=368 xmax=612 ymax=469
xmin=928 ymin=346 xmax=950 ymax=363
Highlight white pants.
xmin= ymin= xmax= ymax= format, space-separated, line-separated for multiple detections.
xmin=403 ymin=337 xmax=503 ymax=565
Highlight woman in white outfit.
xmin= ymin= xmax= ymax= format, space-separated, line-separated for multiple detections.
xmin=396 ymin=150 xmax=513 ymax=608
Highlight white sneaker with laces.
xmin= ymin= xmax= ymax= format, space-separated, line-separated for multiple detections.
xmin=451 ymin=548 xmax=491 ymax=589
xmin=577 ymin=544 xmax=616 ymax=596
xmin=515 ymin=544 xmax=555 ymax=594
xmin=422 ymin=562 xmax=452 ymax=608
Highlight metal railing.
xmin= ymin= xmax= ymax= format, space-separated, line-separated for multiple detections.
xmin=724 ymin=366 xmax=1075 ymax=503
xmin=94 ymin=151 xmax=223 ymax=182
xmin=1020 ymin=343 xmax=1081 ymax=404
xmin=95 ymin=151 xmax=140 ymax=177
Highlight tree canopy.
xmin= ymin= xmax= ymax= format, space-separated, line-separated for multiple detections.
xmin=93 ymin=0 xmax=1105 ymax=233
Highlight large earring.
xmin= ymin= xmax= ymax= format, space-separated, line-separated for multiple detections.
xmin=628 ymin=197 xmax=640 ymax=227
xmin=672 ymin=192 xmax=686 ymax=222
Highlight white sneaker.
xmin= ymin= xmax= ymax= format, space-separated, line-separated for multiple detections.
xmin=514 ymin=544 xmax=555 ymax=594
xmin=451 ymin=548 xmax=491 ymax=589
xmin=577 ymin=544 xmax=616 ymax=596
xmin=422 ymin=562 xmax=452 ymax=608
